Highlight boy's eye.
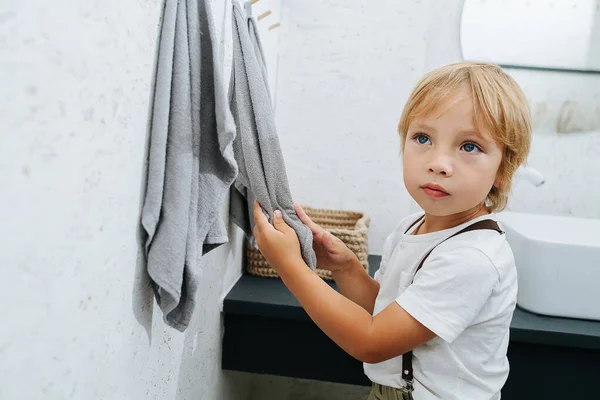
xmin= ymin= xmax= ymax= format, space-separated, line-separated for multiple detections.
xmin=461 ymin=142 xmax=480 ymax=153
xmin=415 ymin=134 xmax=431 ymax=145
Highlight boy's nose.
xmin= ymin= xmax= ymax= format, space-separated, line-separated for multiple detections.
xmin=428 ymin=155 xmax=453 ymax=176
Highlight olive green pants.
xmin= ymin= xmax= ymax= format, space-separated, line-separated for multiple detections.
xmin=367 ymin=382 xmax=414 ymax=400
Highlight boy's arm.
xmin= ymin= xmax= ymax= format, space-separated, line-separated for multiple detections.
xmin=252 ymin=202 xmax=435 ymax=363
xmin=332 ymin=257 xmax=380 ymax=314
xmin=280 ymin=260 xmax=435 ymax=364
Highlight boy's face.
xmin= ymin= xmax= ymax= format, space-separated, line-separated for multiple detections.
xmin=403 ymin=88 xmax=503 ymax=217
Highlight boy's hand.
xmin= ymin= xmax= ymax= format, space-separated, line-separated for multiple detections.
xmin=253 ymin=201 xmax=304 ymax=274
xmin=294 ymin=203 xmax=358 ymax=274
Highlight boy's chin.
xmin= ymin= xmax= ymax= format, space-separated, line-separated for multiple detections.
xmin=414 ymin=198 xmax=465 ymax=217
xmin=418 ymin=200 xmax=488 ymax=218
xmin=413 ymin=201 xmax=449 ymax=217
xmin=420 ymin=207 xmax=456 ymax=217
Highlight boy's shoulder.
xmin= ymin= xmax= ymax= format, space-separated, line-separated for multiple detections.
xmin=386 ymin=213 xmax=515 ymax=273
xmin=436 ymin=219 xmax=514 ymax=276
xmin=380 ymin=213 xmax=423 ymax=258
xmin=392 ymin=212 xmax=423 ymax=235
xmin=385 ymin=212 xmax=423 ymax=241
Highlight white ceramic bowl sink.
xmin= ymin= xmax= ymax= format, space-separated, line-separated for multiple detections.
xmin=497 ymin=212 xmax=600 ymax=321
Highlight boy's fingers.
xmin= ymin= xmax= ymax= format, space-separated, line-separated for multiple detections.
xmin=322 ymin=231 xmax=338 ymax=251
xmin=273 ymin=210 xmax=293 ymax=234
xmin=294 ymin=203 xmax=322 ymax=233
xmin=253 ymin=201 xmax=270 ymax=230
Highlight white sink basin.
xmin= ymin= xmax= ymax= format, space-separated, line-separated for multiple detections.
xmin=497 ymin=212 xmax=600 ymax=321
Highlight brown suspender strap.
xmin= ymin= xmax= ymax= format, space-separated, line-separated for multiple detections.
xmin=404 ymin=215 xmax=425 ymax=235
xmin=400 ymin=217 xmax=504 ymax=383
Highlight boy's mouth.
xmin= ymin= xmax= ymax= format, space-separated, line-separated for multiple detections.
xmin=421 ymin=183 xmax=449 ymax=198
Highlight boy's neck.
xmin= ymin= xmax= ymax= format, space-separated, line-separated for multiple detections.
xmin=417 ymin=204 xmax=490 ymax=234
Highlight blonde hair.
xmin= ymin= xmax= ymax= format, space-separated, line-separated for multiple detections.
xmin=398 ymin=61 xmax=531 ymax=212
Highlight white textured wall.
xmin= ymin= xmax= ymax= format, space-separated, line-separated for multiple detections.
xmin=249 ymin=0 xmax=283 ymax=102
xmin=589 ymin=5 xmax=600 ymax=67
xmin=0 ymin=1 xmax=250 ymax=399
xmin=508 ymin=131 xmax=600 ymax=218
xmin=275 ymin=0 xmax=431 ymax=255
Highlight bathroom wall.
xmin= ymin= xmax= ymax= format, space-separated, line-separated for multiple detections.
xmin=589 ymin=3 xmax=600 ymax=67
xmin=248 ymin=0 xmax=283 ymax=102
xmin=508 ymin=130 xmax=600 ymax=219
xmin=274 ymin=0 xmax=432 ymax=255
xmin=0 ymin=1 xmax=252 ymax=399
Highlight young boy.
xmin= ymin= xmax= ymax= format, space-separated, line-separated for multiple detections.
xmin=252 ymin=62 xmax=531 ymax=399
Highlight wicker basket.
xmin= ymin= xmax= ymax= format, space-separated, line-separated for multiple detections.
xmin=246 ymin=206 xmax=370 ymax=281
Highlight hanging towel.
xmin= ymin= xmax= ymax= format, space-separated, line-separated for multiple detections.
xmin=141 ymin=0 xmax=237 ymax=332
xmin=229 ymin=1 xmax=317 ymax=270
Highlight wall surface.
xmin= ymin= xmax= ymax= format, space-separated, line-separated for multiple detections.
xmin=508 ymin=130 xmax=600 ymax=219
xmin=0 ymin=1 xmax=251 ymax=399
xmin=274 ymin=0 xmax=432 ymax=255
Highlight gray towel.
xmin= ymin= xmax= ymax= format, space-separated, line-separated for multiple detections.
xmin=141 ymin=0 xmax=237 ymax=331
xmin=229 ymin=1 xmax=317 ymax=270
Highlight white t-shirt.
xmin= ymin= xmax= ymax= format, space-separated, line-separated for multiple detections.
xmin=364 ymin=213 xmax=517 ymax=400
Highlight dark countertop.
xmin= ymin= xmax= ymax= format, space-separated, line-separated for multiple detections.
xmin=224 ymin=255 xmax=600 ymax=350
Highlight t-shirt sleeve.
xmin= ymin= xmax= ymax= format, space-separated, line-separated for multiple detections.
xmin=396 ymin=246 xmax=499 ymax=343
